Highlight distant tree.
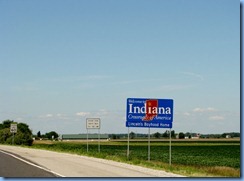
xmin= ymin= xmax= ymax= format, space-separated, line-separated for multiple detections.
xmin=13 ymin=131 xmax=33 ymax=146
xmin=154 ymin=132 xmax=161 ymax=139
xmin=45 ymin=131 xmax=59 ymax=140
xmin=129 ymin=132 xmax=135 ymax=139
xmin=17 ymin=123 xmax=32 ymax=135
xmin=179 ymin=132 xmax=185 ymax=139
xmin=2 ymin=120 xmax=13 ymax=129
xmin=162 ymin=130 xmax=169 ymax=138
xmin=185 ymin=132 xmax=190 ymax=137
xmin=111 ymin=134 xmax=117 ymax=139
xmin=110 ymin=134 xmax=120 ymax=139
xmin=232 ymin=132 xmax=240 ymax=137
xmin=14 ymin=122 xmax=33 ymax=145
xmin=171 ymin=130 xmax=175 ymax=138
xmin=0 ymin=128 xmax=11 ymax=143
xmin=37 ymin=131 xmax=41 ymax=138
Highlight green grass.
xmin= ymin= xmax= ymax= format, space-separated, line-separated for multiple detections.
xmin=30 ymin=139 xmax=240 ymax=177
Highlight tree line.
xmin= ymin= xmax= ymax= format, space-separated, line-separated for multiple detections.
xmin=0 ymin=120 xmax=33 ymax=146
xmin=110 ymin=130 xmax=240 ymax=139
xmin=35 ymin=130 xmax=59 ymax=140
xmin=0 ymin=120 xmax=59 ymax=146
xmin=0 ymin=119 xmax=240 ymax=145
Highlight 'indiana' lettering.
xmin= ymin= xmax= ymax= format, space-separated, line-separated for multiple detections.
xmin=128 ymin=103 xmax=171 ymax=114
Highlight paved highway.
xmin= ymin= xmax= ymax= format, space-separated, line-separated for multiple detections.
xmin=0 ymin=150 xmax=57 ymax=177
xmin=0 ymin=145 xmax=184 ymax=177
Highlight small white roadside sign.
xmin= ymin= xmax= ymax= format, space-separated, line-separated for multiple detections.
xmin=86 ymin=118 xmax=100 ymax=129
xmin=10 ymin=124 xmax=17 ymax=133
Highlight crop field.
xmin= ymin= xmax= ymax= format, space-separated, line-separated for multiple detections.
xmin=31 ymin=139 xmax=240 ymax=177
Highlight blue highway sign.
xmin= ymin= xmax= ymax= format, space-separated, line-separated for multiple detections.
xmin=126 ymin=98 xmax=173 ymax=128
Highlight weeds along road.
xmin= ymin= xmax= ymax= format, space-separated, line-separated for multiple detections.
xmin=0 ymin=145 xmax=183 ymax=177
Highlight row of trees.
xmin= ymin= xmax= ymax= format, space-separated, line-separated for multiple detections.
xmin=1 ymin=119 xmax=240 ymax=145
xmin=110 ymin=131 xmax=240 ymax=139
xmin=110 ymin=130 xmax=177 ymax=139
xmin=35 ymin=131 xmax=59 ymax=140
xmin=0 ymin=120 xmax=33 ymax=146
xmin=0 ymin=120 xmax=60 ymax=145
xmin=129 ymin=130 xmax=176 ymax=139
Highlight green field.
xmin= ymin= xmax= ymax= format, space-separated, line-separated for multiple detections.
xmin=31 ymin=139 xmax=240 ymax=177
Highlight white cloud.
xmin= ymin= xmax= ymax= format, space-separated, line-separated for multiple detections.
xmin=76 ymin=109 xmax=111 ymax=118
xmin=96 ymin=109 xmax=109 ymax=116
xmin=49 ymin=75 xmax=110 ymax=82
xmin=209 ymin=116 xmax=225 ymax=121
xmin=16 ymin=117 xmax=23 ymax=121
xmin=183 ymin=112 xmax=191 ymax=116
xmin=193 ymin=107 xmax=217 ymax=113
xmin=12 ymin=85 xmax=39 ymax=92
xmin=56 ymin=113 xmax=70 ymax=120
xmin=158 ymin=84 xmax=192 ymax=91
xmin=45 ymin=114 xmax=53 ymax=118
xmin=181 ymin=72 xmax=204 ymax=81
xmin=76 ymin=112 xmax=91 ymax=117
xmin=85 ymin=75 xmax=110 ymax=80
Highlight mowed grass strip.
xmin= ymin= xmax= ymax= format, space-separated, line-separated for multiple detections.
xmin=31 ymin=139 xmax=240 ymax=177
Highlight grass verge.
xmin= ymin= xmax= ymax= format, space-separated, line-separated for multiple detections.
xmin=28 ymin=140 xmax=240 ymax=177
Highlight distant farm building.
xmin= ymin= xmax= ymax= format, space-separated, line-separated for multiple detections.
xmin=61 ymin=134 xmax=109 ymax=140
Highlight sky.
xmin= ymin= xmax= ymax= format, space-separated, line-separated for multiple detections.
xmin=0 ymin=0 xmax=240 ymax=135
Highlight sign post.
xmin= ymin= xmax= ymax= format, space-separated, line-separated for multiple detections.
xmin=86 ymin=118 xmax=101 ymax=153
xmin=127 ymin=127 xmax=130 ymax=159
xmin=10 ymin=124 xmax=17 ymax=145
xmin=87 ymin=128 xmax=89 ymax=152
xmin=169 ymin=128 xmax=172 ymax=165
xmin=98 ymin=128 xmax=100 ymax=153
xmin=148 ymin=127 xmax=150 ymax=161
xmin=126 ymin=98 xmax=174 ymax=163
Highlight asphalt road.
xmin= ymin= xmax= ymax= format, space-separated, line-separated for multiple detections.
xmin=0 ymin=150 xmax=57 ymax=177
xmin=0 ymin=145 xmax=184 ymax=177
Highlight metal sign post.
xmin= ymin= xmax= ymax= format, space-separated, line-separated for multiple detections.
xmin=169 ymin=128 xmax=172 ymax=165
xmin=87 ymin=128 xmax=89 ymax=152
xmin=148 ymin=127 xmax=150 ymax=161
xmin=98 ymin=128 xmax=100 ymax=153
xmin=127 ymin=127 xmax=130 ymax=159
xmin=10 ymin=124 xmax=17 ymax=145
xmin=12 ymin=132 xmax=14 ymax=145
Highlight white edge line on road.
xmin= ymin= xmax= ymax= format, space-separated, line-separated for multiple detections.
xmin=0 ymin=149 xmax=65 ymax=177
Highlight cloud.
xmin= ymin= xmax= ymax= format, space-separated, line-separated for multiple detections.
xmin=96 ymin=109 xmax=109 ymax=116
xmin=45 ymin=114 xmax=53 ymax=118
xmin=85 ymin=75 xmax=110 ymax=80
xmin=50 ymin=75 xmax=110 ymax=82
xmin=193 ymin=107 xmax=217 ymax=113
xmin=56 ymin=113 xmax=63 ymax=117
xmin=76 ymin=110 xmax=110 ymax=118
xmin=209 ymin=116 xmax=225 ymax=121
xmin=76 ymin=112 xmax=91 ymax=117
xmin=39 ymin=113 xmax=69 ymax=120
xmin=158 ymin=84 xmax=192 ymax=91
xmin=16 ymin=117 xmax=23 ymax=121
xmin=56 ymin=113 xmax=69 ymax=120
xmin=12 ymin=84 xmax=39 ymax=92
xmin=181 ymin=72 xmax=204 ymax=81
xmin=183 ymin=112 xmax=191 ymax=116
